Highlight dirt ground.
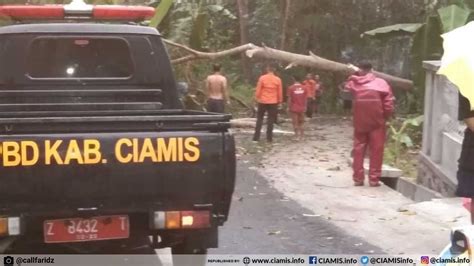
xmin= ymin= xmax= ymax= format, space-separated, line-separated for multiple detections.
xmin=235 ymin=115 xmax=470 ymax=255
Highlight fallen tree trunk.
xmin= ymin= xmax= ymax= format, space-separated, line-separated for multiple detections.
xmin=230 ymin=119 xmax=256 ymax=128
xmin=246 ymin=46 xmax=413 ymax=90
xmin=163 ymin=39 xmax=413 ymax=90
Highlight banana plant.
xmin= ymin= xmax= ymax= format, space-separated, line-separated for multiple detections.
xmin=362 ymin=0 xmax=474 ymax=112
xmin=153 ymin=0 xmax=235 ymax=49
xmin=389 ymin=115 xmax=424 ymax=165
xmin=364 ymin=0 xmax=474 ymax=37
xmin=148 ymin=0 xmax=173 ymax=29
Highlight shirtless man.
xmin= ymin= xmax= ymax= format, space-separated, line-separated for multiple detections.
xmin=206 ymin=64 xmax=229 ymax=113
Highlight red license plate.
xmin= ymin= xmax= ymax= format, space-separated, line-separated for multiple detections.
xmin=43 ymin=215 xmax=129 ymax=243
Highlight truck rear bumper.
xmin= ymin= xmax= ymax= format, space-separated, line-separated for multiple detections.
xmin=0 ymin=208 xmax=220 ymax=252
xmin=1 ymin=228 xmax=218 ymax=254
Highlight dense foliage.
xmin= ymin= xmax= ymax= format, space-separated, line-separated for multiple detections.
xmin=160 ymin=0 xmax=435 ymax=114
xmin=1 ymin=0 xmax=462 ymax=114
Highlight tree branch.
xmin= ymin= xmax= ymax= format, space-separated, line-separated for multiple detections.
xmin=163 ymin=39 xmax=413 ymax=90
xmin=163 ymin=39 xmax=200 ymax=55
xmin=164 ymin=39 xmax=256 ymax=65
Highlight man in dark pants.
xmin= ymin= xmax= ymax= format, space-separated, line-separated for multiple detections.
xmin=456 ymin=93 xmax=474 ymax=223
xmin=303 ymin=73 xmax=317 ymax=118
xmin=314 ymin=75 xmax=323 ymax=114
xmin=253 ymin=65 xmax=283 ymax=142
xmin=206 ymin=64 xmax=229 ymax=113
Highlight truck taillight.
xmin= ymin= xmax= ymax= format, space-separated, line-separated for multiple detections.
xmin=0 ymin=217 xmax=21 ymax=236
xmin=165 ymin=211 xmax=181 ymax=229
xmin=0 ymin=0 xmax=155 ymax=21
xmin=151 ymin=211 xmax=211 ymax=230
xmin=0 ymin=218 xmax=6 ymax=236
xmin=181 ymin=211 xmax=211 ymax=229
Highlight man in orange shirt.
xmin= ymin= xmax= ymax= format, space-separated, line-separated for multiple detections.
xmin=253 ymin=65 xmax=283 ymax=143
xmin=303 ymin=73 xmax=317 ymax=118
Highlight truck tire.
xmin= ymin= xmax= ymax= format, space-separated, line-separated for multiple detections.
xmin=171 ymin=244 xmax=207 ymax=266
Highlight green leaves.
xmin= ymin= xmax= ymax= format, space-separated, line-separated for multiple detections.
xmin=189 ymin=11 xmax=209 ymax=49
xmin=207 ymin=5 xmax=237 ymax=20
xmin=362 ymin=3 xmax=473 ymax=38
xmin=160 ymin=0 xmax=236 ymax=50
xmin=438 ymin=4 xmax=471 ymax=33
xmin=186 ymin=3 xmax=236 ymax=49
xmin=400 ymin=134 xmax=414 ymax=148
xmin=449 ymin=0 xmax=474 ymax=9
xmin=405 ymin=115 xmax=424 ymax=127
xmin=362 ymin=1 xmax=473 ymax=114
xmin=362 ymin=23 xmax=423 ymax=37
xmin=149 ymin=0 xmax=174 ymax=29
xmin=388 ymin=115 xmax=423 ymax=165
xmin=390 ymin=115 xmax=423 ymax=150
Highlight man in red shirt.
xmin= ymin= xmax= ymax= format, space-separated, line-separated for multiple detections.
xmin=303 ymin=73 xmax=317 ymax=118
xmin=287 ymin=75 xmax=308 ymax=140
xmin=253 ymin=65 xmax=283 ymax=143
xmin=345 ymin=62 xmax=394 ymax=187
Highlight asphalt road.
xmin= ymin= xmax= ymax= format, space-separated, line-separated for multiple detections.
xmin=212 ymin=155 xmax=383 ymax=255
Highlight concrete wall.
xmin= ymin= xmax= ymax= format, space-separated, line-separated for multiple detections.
xmin=419 ymin=61 xmax=466 ymax=196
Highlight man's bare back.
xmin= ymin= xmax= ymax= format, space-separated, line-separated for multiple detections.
xmin=206 ymin=73 xmax=228 ymax=101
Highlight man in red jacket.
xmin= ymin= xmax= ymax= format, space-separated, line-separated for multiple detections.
xmin=345 ymin=62 xmax=394 ymax=187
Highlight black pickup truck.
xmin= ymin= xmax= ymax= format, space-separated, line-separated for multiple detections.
xmin=0 ymin=22 xmax=236 ymax=258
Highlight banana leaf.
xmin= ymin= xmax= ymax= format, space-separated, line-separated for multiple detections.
xmin=363 ymin=23 xmax=423 ymax=37
xmin=438 ymin=4 xmax=471 ymax=33
xmin=189 ymin=11 xmax=209 ymax=50
xmin=207 ymin=4 xmax=236 ymax=20
xmin=149 ymin=0 xmax=174 ymax=29
xmin=400 ymin=134 xmax=414 ymax=148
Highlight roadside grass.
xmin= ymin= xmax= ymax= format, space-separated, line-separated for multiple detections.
xmin=384 ymin=144 xmax=419 ymax=181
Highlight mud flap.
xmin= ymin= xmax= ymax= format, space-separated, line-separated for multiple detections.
xmin=154 ymin=227 xmax=218 ymax=250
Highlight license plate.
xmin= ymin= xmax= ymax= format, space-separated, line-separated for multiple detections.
xmin=44 ymin=215 xmax=129 ymax=243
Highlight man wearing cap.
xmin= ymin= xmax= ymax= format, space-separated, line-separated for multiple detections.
xmin=345 ymin=62 xmax=394 ymax=187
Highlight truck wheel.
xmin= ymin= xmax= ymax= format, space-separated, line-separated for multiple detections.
xmin=171 ymin=244 xmax=207 ymax=266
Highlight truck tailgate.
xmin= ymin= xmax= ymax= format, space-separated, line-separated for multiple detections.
xmin=0 ymin=130 xmax=231 ymax=213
